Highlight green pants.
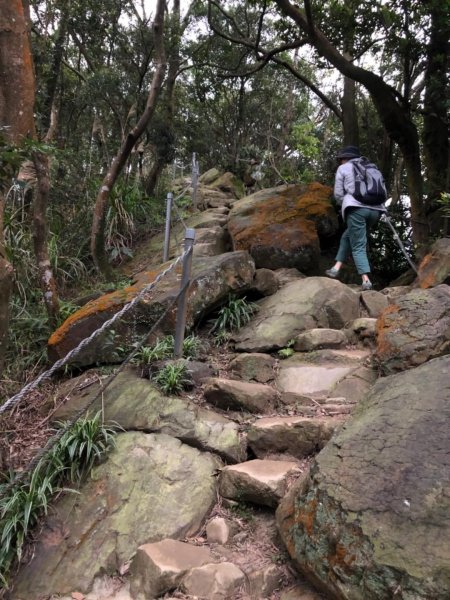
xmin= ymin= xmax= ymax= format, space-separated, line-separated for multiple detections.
xmin=336 ymin=208 xmax=380 ymax=275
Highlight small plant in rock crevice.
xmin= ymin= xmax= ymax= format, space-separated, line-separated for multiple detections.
xmin=153 ymin=362 xmax=192 ymax=395
xmin=210 ymin=294 xmax=258 ymax=343
xmin=0 ymin=412 xmax=118 ymax=587
xmin=278 ymin=339 xmax=295 ymax=359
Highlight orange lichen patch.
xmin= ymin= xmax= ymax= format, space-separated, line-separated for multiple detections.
xmin=297 ymin=497 xmax=318 ymax=536
xmin=48 ymin=266 xmax=166 ymax=348
xmin=417 ymin=254 xmax=437 ymax=289
xmin=375 ymin=304 xmax=400 ymax=356
xmin=228 ymin=182 xmax=333 ymax=247
xmin=233 ymin=218 xmax=318 ymax=251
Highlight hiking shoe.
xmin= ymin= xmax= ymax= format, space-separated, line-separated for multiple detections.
xmin=361 ymin=280 xmax=373 ymax=291
xmin=325 ymin=267 xmax=340 ymax=279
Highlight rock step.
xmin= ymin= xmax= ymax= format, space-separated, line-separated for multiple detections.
xmin=248 ymin=415 xmax=340 ymax=459
xmin=219 ymin=458 xmax=302 ymax=508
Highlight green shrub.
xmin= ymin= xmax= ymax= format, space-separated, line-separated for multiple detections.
xmin=134 ymin=334 xmax=201 ymax=365
xmin=153 ymin=362 xmax=191 ymax=395
xmin=211 ymin=294 xmax=258 ymax=338
xmin=181 ymin=334 xmax=202 ymax=358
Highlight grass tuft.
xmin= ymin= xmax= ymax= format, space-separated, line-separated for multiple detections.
xmin=0 ymin=412 xmax=117 ymax=587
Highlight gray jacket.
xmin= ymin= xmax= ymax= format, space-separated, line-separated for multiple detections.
xmin=334 ymin=158 xmax=387 ymax=219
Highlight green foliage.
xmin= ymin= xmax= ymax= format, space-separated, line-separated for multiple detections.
xmin=278 ymin=339 xmax=295 ymax=359
xmin=211 ymin=295 xmax=258 ymax=338
xmin=229 ymin=500 xmax=255 ymax=523
xmin=52 ymin=412 xmax=118 ymax=482
xmin=181 ymin=334 xmax=202 ymax=358
xmin=369 ymin=202 xmax=415 ymax=283
xmin=134 ymin=334 xmax=201 ymax=365
xmin=0 ymin=412 xmax=117 ymax=587
xmin=437 ymin=192 xmax=450 ymax=218
xmin=153 ymin=362 xmax=191 ymax=395
xmin=57 ymin=299 xmax=79 ymax=324
xmin=292 ymin=122 xmax=321 ymax=161
xmin=1 ymin=300 xmax=50 ymax=398
xmin=212 ymin=329 xmax=231 ymax=347
xmin=135 ymin=336 xmax=174 ymax=364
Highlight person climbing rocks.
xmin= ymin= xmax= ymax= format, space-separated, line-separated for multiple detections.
xmin=325 ymin=145 xmax=387 ymax=290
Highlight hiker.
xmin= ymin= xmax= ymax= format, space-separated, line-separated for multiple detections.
xmin=325 ymin=145 xmax=387 ymax=290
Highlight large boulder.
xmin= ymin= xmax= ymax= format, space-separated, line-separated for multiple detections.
xmin=51 ymin=369 xmax=246 ymax=463
xmin=48 ymin=251 xmax=255 ymax=366
xmin=233 ymin=277 xmax=359 ymax=352
xmin=276 ymin=356 xmax=450 ymax=600
xmin=13 ymin=433 xmax=220 ymax=598
xmin=227 ymin=183 xmax=337 ymax=273
xmin=208 ymin=171 xmax=245 ymax=199
xmin=415 ymin=237 xmax=450 ymax=288
xmin=375 ymin=284 xmax=450 ymax=373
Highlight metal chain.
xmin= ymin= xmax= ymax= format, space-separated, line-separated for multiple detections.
xmin=0 ymin=278 xmax=190 ymax=498
xmin=172 ymin=201 xmax=189 ymax=230
xmin=1 ymin=250 xmax=188 ymax=414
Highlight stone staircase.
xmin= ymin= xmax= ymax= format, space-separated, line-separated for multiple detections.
xmin=12 ymin=177 xmax=392 ymax=600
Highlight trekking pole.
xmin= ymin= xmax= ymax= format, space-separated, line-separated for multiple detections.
xmin=380 ymin=213 xmax=418 ymax=274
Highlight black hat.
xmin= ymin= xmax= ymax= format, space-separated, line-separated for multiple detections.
xmin=337 ymin=145 xmax=360 ymax=159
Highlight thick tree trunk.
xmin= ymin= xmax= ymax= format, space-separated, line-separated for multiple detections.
xmin=0 ymin=0 xmax=36 ymax=140
xmin=0 ymin=0 xmax=36 ymax=375
xmin=341 ymin=76 xmax=359 ymax=146
xmin=91 ymin=0 xmax=167 ymax=277
xmin=274 ymin=0 xmax=429 ymax=248
xmin=32 ymin=152 xmax=60 ymax=327
xmin=145 ymin=158 xmax=166 ymax=197
xmin=145 ymin=0 xmax=181 ymax=197
xmin=341 ymin=26 xmax=359 ymax=147
xmin=422 ymin=0 xmax=449 ymax=218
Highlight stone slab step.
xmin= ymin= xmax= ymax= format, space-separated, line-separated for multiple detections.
xmin=219 ymin=459 xmax=300 ymax=508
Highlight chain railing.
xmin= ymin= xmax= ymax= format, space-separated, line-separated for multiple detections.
xmin=1 ymin=248 xmax=190 ymax=415
xmin=0 ymin=273 xmax=191 ymax=498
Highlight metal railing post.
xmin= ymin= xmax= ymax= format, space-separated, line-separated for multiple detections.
xmin=163 ymin=192 xmax=173 ymax=262
xmin=174 ymin=228 xmax=196 ymax=358
xmin=192 ymin=152 xmax=199 ymax=209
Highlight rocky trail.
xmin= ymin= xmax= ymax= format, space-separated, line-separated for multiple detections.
xmin=7 ymin=171 xmax=450 ymax=600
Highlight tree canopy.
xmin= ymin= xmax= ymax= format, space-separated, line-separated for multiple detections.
xmin=0 ymin=0 xmax=448 ymax=389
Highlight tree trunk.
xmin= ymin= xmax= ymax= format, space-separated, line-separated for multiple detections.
xmin=0 ymin=0 xmax=36 ymax=140
xmin=274 ymin=0 xmax=429 ymax=248
xmin=91 ymin=0 xmax=167 ymax=277
xmin=341 ymin=17 xmax=359 ymax=147
xmin=41 ymin=0 xmax=69 ymax=134
xmin=341 ymin=75 xmax=359 ymax=146
xmin=145 ymin=157 xmax=166 ymax=197
xmin=145 ymin=0 xmax=181 ymax=196
xmin=422 ymin=0 xmax=449 ymax=216
xmin=0 ymin=0 xmax=36 ymax=375
xmin=32 ymin=151 xmax=60 ymax=327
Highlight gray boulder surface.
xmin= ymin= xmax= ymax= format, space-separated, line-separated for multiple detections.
xmin=234 ymin=277 xmax=360 ymax=352
xmin=277 ymin=355 xmax=450 ymax=600
xmin=13 ymin=433 xmax=220 ymax=598
xmin=376 ymin=284 xmax=450 ymax=373
xmin=51 ymin=368 xmax=246 ymax=463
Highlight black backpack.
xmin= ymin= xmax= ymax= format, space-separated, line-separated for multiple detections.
xmin=352 ymin=158 xmax=387 ymax=206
